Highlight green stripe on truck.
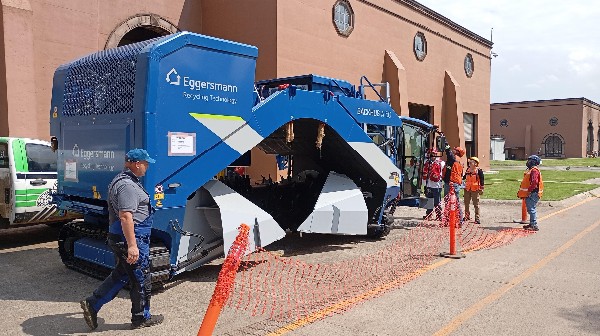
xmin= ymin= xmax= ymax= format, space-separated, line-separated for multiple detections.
xmin=15 ymin=195 xmax=43 ymax=202
xmin=14 ymin=188 xmax=47 ymax=195
xmin=12 ymin=139 xmax=28 ymax=172
xmin=15 ymin=201 xmax=37 ymax=207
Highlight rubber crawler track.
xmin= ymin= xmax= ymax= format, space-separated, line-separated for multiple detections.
xmin=58 ymin=220 xmax=171 ymax=290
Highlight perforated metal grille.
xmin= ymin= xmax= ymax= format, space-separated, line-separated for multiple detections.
xmin=61 ymin=38 xmax=161 ymax=116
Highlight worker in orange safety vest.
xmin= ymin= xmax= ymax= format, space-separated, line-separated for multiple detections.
xmin=463 ymin=156 xmax=485 ymax=224
xmin=442 ymin=141 xmax=465 ymax=224
xmin=517 ymin=155 xmax=544 ymax=231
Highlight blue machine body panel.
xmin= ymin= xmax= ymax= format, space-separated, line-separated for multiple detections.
xmin=50 ymin=31 xmax=435 ymax=275
xmin=256 ymin=74 xmax=355 ymax=98
xmin=51 ymin=33 xmax=258 ymax=206
xmin=74 ymin=237 xmax=116 ymax=268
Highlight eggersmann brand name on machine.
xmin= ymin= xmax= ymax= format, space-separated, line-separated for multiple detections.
xmin=183 ymin=77 xmax=238 ymax=92
xmin=72 ymin=145 xmax=115 ymax=160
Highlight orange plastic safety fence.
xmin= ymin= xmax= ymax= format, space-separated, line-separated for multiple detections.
xmin=437 ymin=191 xmax=536 ymax=252
xmin=218 ymin=191 xmax=534 ymax=327
xmin=224 ymin=221 xmax=446 ymax=322
xmin=210 ymin=223 xmax=251 ymax=306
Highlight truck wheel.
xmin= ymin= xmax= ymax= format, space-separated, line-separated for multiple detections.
xmin=366 ymin=213 xmax=394 ymax=239
xmin=0 ymin=216 xmax=8 ymax=228
xmin=367 ymin=224 xmax=391 ymax=239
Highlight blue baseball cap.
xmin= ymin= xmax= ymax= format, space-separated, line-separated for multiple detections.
xmin=126 ymin=148 xmax=156 ymax=163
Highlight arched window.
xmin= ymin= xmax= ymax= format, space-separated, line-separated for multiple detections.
xmin=587 ymin=121 xmax=594 ymax=154
xmin=542 ymin=133 xmax=565 ymax=158
xmin=117 ymin=26 xmax=169 ymax=47
xmin=105 ymin=14 xmax=179 ymax=50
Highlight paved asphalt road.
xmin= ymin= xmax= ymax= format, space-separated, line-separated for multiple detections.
xmin=1 ymin=191 xmax=599 ymax=335
xmin=282 ymin=195 xmax=600 ymax=336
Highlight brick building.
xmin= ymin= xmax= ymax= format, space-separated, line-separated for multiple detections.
xmin=0 ymin=0 xmax=492 ymax=168
xmin=491 ymin=98 xmax=600 ymax=159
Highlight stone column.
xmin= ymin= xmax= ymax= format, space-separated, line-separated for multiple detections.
xmin=442 ymin=71 xmax=465 ymax=150
xmin=383 ymin=50 xmax=409 ymax=116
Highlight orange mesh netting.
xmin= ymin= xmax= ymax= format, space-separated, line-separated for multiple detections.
xmin=215 ymin=191 xmax=535 ymax=333
xmin=210 ymin=223 xmax=250 ymax=306
xmin=228 ymin=220 xmax=446 ymax=321
xmin=440 ymin=190 xmax=536 ymax=252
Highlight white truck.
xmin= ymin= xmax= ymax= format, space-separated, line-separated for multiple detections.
xmin=0 ymin=137 xmax=79 ymax=228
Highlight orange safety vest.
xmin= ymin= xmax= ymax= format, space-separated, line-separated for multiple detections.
xmin=518 ymin=166 xmax=544 ymax=198
xmin=450 ymin=161 xmax=463 ymax=184
xmin=464 ymin=168 xmax=482 ymax=191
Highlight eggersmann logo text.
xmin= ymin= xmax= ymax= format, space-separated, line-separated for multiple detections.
xmin=166 ymin=68 xmax=238 ymax=93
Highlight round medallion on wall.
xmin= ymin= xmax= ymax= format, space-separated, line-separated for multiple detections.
xmin=332 ymin=0 xmax=354 ymax=37
xmin=549 ymin=117 xmax=559 ymax=126
xmin=464 ymin=53 xmax=474 ymax=78
xmin=413 ymin=32 xmax=427 ymax=61
xmin=500 ymin=119 xmax=508 ymax=127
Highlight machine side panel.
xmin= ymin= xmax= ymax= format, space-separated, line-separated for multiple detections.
xmin=143 ymin=41 xmax=258 ymax=208
xmin=298 ymin=172 xmax=368 ymax=234
xmin=337 ymin=96 xmax=401 ymax=127
xmin=58 ymin=118 xmax=134 ymax=200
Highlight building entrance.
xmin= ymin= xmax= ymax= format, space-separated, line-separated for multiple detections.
xmin=118 ymin=26 xmax=170 ymax=47
xmin=105 ymin=14 xmax=179 ymax=50
xmin=408 ymin=103 xmax=432 ymax=124
xmin=543 ymin=133 xmax=564 ymax=158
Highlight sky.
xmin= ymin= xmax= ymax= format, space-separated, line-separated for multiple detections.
xmin=416 ymin=0 xmax=600 ymax=104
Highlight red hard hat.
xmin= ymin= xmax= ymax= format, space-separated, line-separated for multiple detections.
xmin=453 ymin=146 xmax=466 ymax=157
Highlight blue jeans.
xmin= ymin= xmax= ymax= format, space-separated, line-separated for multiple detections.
xmin=425 ymin=187 xmax=442 ymax=219
xmin=525 ymin=191 xmax=540 ymax=227
xmin=87 ymin=233 xmax=152 ymax=323
xmin=444 ymin=182 xmax=464 ymax=223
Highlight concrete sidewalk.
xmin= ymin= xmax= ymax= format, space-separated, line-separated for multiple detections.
xmin=282 ymin=196 xmax=600 ymax=335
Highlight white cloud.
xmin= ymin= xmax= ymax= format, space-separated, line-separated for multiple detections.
xmin=508 ymin=64 xmax=522 ymax=73
xmin=416 ymin=0 xmax=600 ymax=103
xmin=568 ymin=48 xmax=600 ymax=77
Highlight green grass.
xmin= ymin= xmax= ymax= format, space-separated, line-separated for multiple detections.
xmin=480 ymin=170 xmax=600 ymax=201
xmin=491 ymin=158 xmax=600 ymax=167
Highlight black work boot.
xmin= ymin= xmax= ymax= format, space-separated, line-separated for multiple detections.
xmin=131 ymin=314 xmax=164 ymax=329
xmin=80 ymin=300 xmax=98 ymax=330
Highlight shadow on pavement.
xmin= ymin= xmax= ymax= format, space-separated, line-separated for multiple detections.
xmin=0 ymin=224 xmax=60 ymax=250
xmin=0 ymin=247 xmax=123 ymax=303
xmin=21 ymin=312 xmax=130 ymax=336
xmin=559 ymin=303 xmax=600 ymax=334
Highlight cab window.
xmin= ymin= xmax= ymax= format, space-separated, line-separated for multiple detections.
xmin=400 ymin=123 xmax=426 ymax=197
xmin=26 ymin=143 xmax=57 ymax=172
xmin=0 ymin=143 xmax=8 ymax=168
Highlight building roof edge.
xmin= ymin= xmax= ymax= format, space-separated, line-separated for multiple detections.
xmin=491 ymin=97 xmax=600 ymax=109
xmin=396 ymin=0 xmax=494 ymax=48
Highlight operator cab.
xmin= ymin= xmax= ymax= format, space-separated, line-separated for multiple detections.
xmin=364 ymin=117 xmax=438 ymax=203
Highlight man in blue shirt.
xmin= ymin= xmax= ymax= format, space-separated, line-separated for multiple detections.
xmin=80 ymin=148 xmax=164 ymax=330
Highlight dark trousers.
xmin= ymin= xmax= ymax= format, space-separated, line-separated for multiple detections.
xmin=87 ymin=233 xmax=152 ymax=323
xmin=425 ymin=187 xmax=442 ymax=219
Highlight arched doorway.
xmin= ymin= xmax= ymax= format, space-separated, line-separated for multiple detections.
xmin=587 ymin=121 xmax=594 ymax=155
xmin=118 ymin=26 xmax=169 ymax=47
xmin=597 ymin=128 xmax=600 ymax=156
xmin=105 ymin=14 xmax=179 ymax=49
xmin=542 ymin=133 xmax=565 ymax=158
